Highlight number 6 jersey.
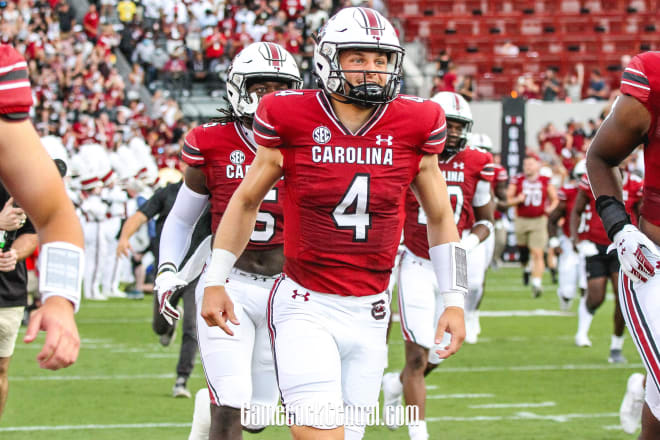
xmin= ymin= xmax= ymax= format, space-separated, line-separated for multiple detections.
xmin=254 ymin=90 xmax=447 ymax=296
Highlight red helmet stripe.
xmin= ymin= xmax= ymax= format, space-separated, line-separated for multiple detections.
xmin=454 ymin=94 xmax=460 ymax=111
xmin=266 ymin=43 xmax=282 ymax=68
xmin=358 ymin=8 xmax=382 ymax=36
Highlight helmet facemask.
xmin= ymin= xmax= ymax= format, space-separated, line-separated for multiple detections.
xmin=439 ymin=117 xmax=473 ymax=161
xmin=316 ymin=42 xmax=403 ymax=107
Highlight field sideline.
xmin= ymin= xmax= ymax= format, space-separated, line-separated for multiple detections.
xmin=1 ymin=267 xmax=640 ymax=439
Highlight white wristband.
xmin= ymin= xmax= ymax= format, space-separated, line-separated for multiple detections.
xmin=429 ymin=242 xmax=468 ymax=309
xmin=38 ymin=241 xmax=84 ymax=313
xmin=204 ymin=248 xmax=238 ymax=287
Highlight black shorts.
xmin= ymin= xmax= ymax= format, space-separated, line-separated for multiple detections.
xmin=585 ymin=243 xmax=619 ymax=279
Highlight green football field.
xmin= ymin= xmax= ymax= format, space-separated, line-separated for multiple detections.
xmin=0 ymin=267 xmax=642 ymax=439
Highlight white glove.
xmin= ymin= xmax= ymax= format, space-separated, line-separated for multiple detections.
xmin=609 ymin=224 xmax=660 ymax=283
xmin=460 ymin=233 xmax=480 ymax=252
xmin=154 ymin=271 xmax=186 ymax=325
xmin=576 ymin=240 xmax=599 ymax=258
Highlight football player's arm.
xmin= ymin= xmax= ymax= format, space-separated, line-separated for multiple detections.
xmin=117 ymin=211 xmax=148 ymax=257
xmin=569 ymin=190 xmax=588 ymax=248
xmin=0 ymin=117 xmax=83 ymax=371
xmin=202 ymin=146 xmax=284 ymax=335
xmin=411 ymin=154 xmax=465 ymax=359
xmin=545 ymin=183 xmax=559 ymax=215
xmin=506 ymin=181 xmax=524 ymax=206
xmin=464 ymin=180 xmax=495 ymax=250
xmin=587 ymin=95 xmax=648 ymax=202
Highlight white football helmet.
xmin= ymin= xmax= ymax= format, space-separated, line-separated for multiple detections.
xmin=314 ymin=7 xmax=404 ymax=106
xmin=431 ymin=92 xmax=473 ymax=157
xmin=470 ymin=133 xmax=493 ymax=152
xmin=226 ymin=42 xmax=302 ymax=119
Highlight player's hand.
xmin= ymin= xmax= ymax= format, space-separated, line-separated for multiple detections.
xmin=116 ymin=237 xmax=132 ymax=257
xmin=434 ymin=306 xmax=465 ymax=359
xmin=201 ymin=285 xmax=239 ymax=336
xmin=610 ymin=224 xmax=660 ymax=283
xmin=0 ymin=248 xmax=17 ymax=272
xmin=23 ymin=296 xmax=80 ymax=370
xmin=155 ymin=271 xmax=186 ymax=325
xmin=548 ymin=236 xmax=561 ymax=256
xmin=0 ymin=197 xmax=25 ymax=231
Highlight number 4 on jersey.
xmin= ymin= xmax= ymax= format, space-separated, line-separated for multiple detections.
xmin=332 ymin=174 xmax=371 ymax=241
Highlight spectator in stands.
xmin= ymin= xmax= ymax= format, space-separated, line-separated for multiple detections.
xmin=117 ymin=0 xmax=137 ymax=24
xmin=57 ymin=2 xmax=76 ymax=38
xmin=189 ymin=51 xmax=208 ymax=85
xmin=563 ymin=63 xmax=584 ymax=102
xmin=585 ymin=68 xmax=609 ymax=100
xmin=495 ymin=40 xmax=519 ymax=57
xmin=434 ymin=49 xmax=451 ymax=78
xmin=515 ymin=75 xmax=540 ymax=100
xmin=204 ymin=26 xmax=226 ymax=72
xmin=542 ymin=68 xmax=561 ymax=101
xmin=457 ymin=74 xmax=475 ymax=102
xmin=82 ymin=3 xmax=100 ymax=43
xmin=442 ymin=63 xmax=458 ymax=92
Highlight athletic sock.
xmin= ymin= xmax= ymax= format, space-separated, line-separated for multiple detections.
xmin=408 ymin=420 xmax=429 ymax=440
xmin=531 ymin=277 xmax=542 ymax=289
xmin=577 ymin=296 xmax=594 ymax=336
xmin=611 ymin=335 xmax=624 ymax=350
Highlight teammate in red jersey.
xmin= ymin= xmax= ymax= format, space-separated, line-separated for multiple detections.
xmin=154 ymin=42 xmax=302 ymax=440
xmin=507 ymin=153 xmax=559 ymax=297
xmin=201 ymin=8 xmax=466 ymax=440
xmin=382 ymin=92 xmax=493 ymax=439
xmin=0 ymin=45 xmax=84 ymax=376
xmin=587 ymin=51 xmax=660 ymax=438
xmin=548 ymin=160 xmax=587 ymax=312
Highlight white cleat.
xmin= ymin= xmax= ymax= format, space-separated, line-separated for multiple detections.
xmin=620 ymin=372 xmax=645 ymax=434
xmin=574 ymin=333 xmax=592 ymax=347
xmin=382 ymin=371 xmax=403 ymax=430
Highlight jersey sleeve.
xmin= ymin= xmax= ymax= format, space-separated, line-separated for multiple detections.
xmin=620 ymin=54 xmax=650 ymax=106
xmin=0 ymin=45 xmax=33 ymax=120
xmin=496 ymin=166 xmax=508 ymax=182
xmin=253 ymin=93 xmax=283 ymax=148
xmin=420 ymin=100 xmax=446 ymax=154
xmin=138 ymin=185 xmax=168 ymax=219
xmin=479 ymin=151 xmax=495 ymax=182
xmin=181 ymin=128 xmax=205 ymax=167
xmin=557 ymin=187 xmax=568 ymax=201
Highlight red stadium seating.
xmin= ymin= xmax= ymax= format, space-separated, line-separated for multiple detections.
xmin=389 ymin=0 xmax=659 ymax=98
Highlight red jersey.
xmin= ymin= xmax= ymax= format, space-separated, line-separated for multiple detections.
xmin=557 ymin=183 xmax=578 ymax=237
xmin=182 ymin=121 xmax=284 ymax=251
xmin=511 ymin=173 xmax=551 ymax=218
xmin=621 ymin=53 xmax=660 ymax=226
xmin=254 ymin=90 xmax=447 ymax=296
xmin=403 ymin=146 xmax=494 ymax=259
xmin=0 ymin=45 xmax=33 ymax=119
xmin=492 ymin=163 xmax=508 ymax=220
xmin=577 ymin=175 xmax=610 ymax=245
xmin=623 ymin=171 xmax=644 ymax=225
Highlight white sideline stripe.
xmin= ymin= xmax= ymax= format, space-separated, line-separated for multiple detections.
xmin=603 ymin=424 xmax=624 ymax=430
xmin=469 ymin=401 xmax=555 ymax=409
xmin=428 ymin=393 xmax=494 ymax=400
xmin=479 ymin=309 xmax=571 ymax=317
xmin=427 ymin=411 xmax=617 ymax=423
xmin=433 ymin=363 xmax=642 ymax=374
xmin=9 ymin=373 xmax=194 ymax=381
xmin=0 ymin=422 xmax=191 ymax=432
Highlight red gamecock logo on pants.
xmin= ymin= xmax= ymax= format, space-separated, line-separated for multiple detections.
xmin=371 ymin=299 xmax=386 ymax=320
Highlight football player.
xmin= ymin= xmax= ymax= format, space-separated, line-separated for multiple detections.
xmin=154 ymin=42 xmax=302 ymax=440
xmin=547 ymin=159 xmax=587 ymax=312
xmin=506 ymin=153 xmax=559 ymax=297
xmin=587 ymin=51 xmax=660 ymax=439
xmin=382 ymin=92 xmax=494 ymax=439
xmin=570 ymin=165 xmax=642 ymax=362
xmin=0 ymin=44 xmax=84 ymax=371
xmin=201 ymin=8 xmax=466 ymax=440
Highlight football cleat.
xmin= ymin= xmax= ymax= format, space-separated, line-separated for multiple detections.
xmin=172 ymin=377 xmax=192 ymax=398
xmin=620 ymin=373 xmax=645 ymax=434
xmin=608 ymin=349 xmax=627 ymax=364
xmin=532 ymin=286 xmax=543 ymax=298
xmin=382 ymin=372 xmax=403 ymax=430
xmin=574 ymin=333 xmax=592 ymax=347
